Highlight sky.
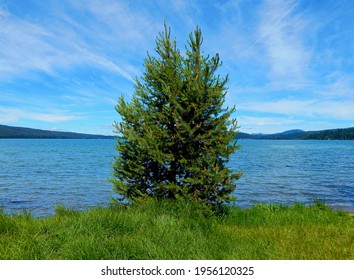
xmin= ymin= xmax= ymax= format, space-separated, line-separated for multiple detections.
xmin=1 ymin=0 xmax=354 ymax=135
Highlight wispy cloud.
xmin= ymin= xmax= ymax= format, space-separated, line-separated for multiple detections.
xmin=257 ymin=0 xmax=311 ymax=82
xmin=0 ymin=3 xmax=8 ymax=17
xmin=0 ymin=106 xmax=84 ymax=123
xmin=70 ymin=0 xmax=157 ymax=45
xmin=239 ymin=116 xmax=300 ymax=126
xmin=241 ymin=98 xmax=354 ymax=120
xmin=316 ymin=75 xmax=354 ymax=99
xmin=0 ymin=1 xmax=145 ymax=82
xmin=0 ymin=17 xmax=57 ymax=77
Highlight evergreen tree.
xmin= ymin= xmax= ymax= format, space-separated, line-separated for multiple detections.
xmin=111 ymin=24 xmax=241 ymax=211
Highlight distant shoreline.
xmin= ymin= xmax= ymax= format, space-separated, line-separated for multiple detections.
xmin=1 ymin=124 xmax=354 ymax=140
xmin=236 ymin=127 xmax=354 ymax=140
xmin=0 ymin=124 xmax=115 ymax=139
xmin=0 ymin=136 xmax=115 ymax=139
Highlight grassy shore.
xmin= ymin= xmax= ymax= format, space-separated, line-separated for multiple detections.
xmin=0 ymin=200 xmax=353 ymax=259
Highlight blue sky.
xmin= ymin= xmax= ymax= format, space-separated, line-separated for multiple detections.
xmin=1 ymin=0 xmax=354 ymax=135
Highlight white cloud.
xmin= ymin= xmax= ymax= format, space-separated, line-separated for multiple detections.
xmin=237 ymin=115 xmax=352 ymax=134
xmin=257 ymin=0 xmax=311 ymax=82
xmin=73 ymin=0 xmax=157 ymax=45
xmin=236 ymin=115 xmax=301 ymax=134
xmin=76 ymin=48 xmax=135 ymax=82
xmin=0 ymin=106 xmax=84 ymax=123
xmin=317 ymin=76 xmax=354 ymax=99
xmin=0 ymin=4 xmax=8 ymax=17
xmin=238 ymin=116 xmax=300 ymax=126
xmin=0 ymin=17 xmax=56 ymax=76
xmin=313 ymin=100 xmax=354 ymax=120
xmin=0 ymin=3 xmax=141 ymax=82
xmin=240 ymin=98 xmax=354 ymax=120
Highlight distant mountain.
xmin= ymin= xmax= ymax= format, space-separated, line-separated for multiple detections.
xmin=280 ymin=129 xmax=304 ymax=135
xmin=1 ymin=124 xmax=353 ymax=140
xmin=236 ymin=127 xmax=354 ymax=140
xmin=0 ymin=124 xmax=114 ymax=139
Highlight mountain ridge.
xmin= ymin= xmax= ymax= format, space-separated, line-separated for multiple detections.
xmin=280 ymin=129 xmax=304 ymax=135
xmin=1 ymin=124 xmax=354 ymax=140
xmin=236 ymin=127 xmax=354 ymax=140
xmin=0 ymin=124 xmax=114 ymax=139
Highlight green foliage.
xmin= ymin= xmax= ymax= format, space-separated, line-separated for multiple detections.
xmin=111 ymin=24 xmax=241 ymax=211
xmin=0 ymin=202 xmax=353 ymax=260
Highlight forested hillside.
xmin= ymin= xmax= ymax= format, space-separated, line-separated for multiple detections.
xmin=1 ymin=124 xmax=353 ymax=140
xmin=236 ymin=127 xmax=354 ymax=140
xmin=0 ymin=124 xmax=113 ymax=139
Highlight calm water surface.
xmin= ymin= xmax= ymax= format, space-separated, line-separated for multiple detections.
xmin=0 ymin=139 xmax=353 ymax=216
xmin=233 ymin=140 xmax=354 ymax=210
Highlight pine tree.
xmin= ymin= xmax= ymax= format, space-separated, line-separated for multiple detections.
xmin=111 ymin=24 xmax=241 ymax=211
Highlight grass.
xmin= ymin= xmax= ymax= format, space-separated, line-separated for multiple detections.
xmin=0 ymin=200 xmax=353 ymax=259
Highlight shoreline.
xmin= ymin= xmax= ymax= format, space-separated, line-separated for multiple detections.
xmin=1 ymin=202 xmax=354 ymax=219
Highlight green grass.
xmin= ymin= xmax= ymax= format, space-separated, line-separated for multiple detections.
xmin=0 ymin=200 xmax=353 ymax=259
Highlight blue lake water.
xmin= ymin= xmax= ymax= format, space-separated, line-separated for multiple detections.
xmin=0 ymin=139 xmax=353 ymax=216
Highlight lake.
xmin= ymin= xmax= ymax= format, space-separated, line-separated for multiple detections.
xmin=0 ymin=139 xmax=353 ymax=216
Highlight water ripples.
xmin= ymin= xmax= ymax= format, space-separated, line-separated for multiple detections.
xmin=0 ymin=139 xmax=353 ymax=216
xmin=232 ymin=140 xmax=354 ymax=210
